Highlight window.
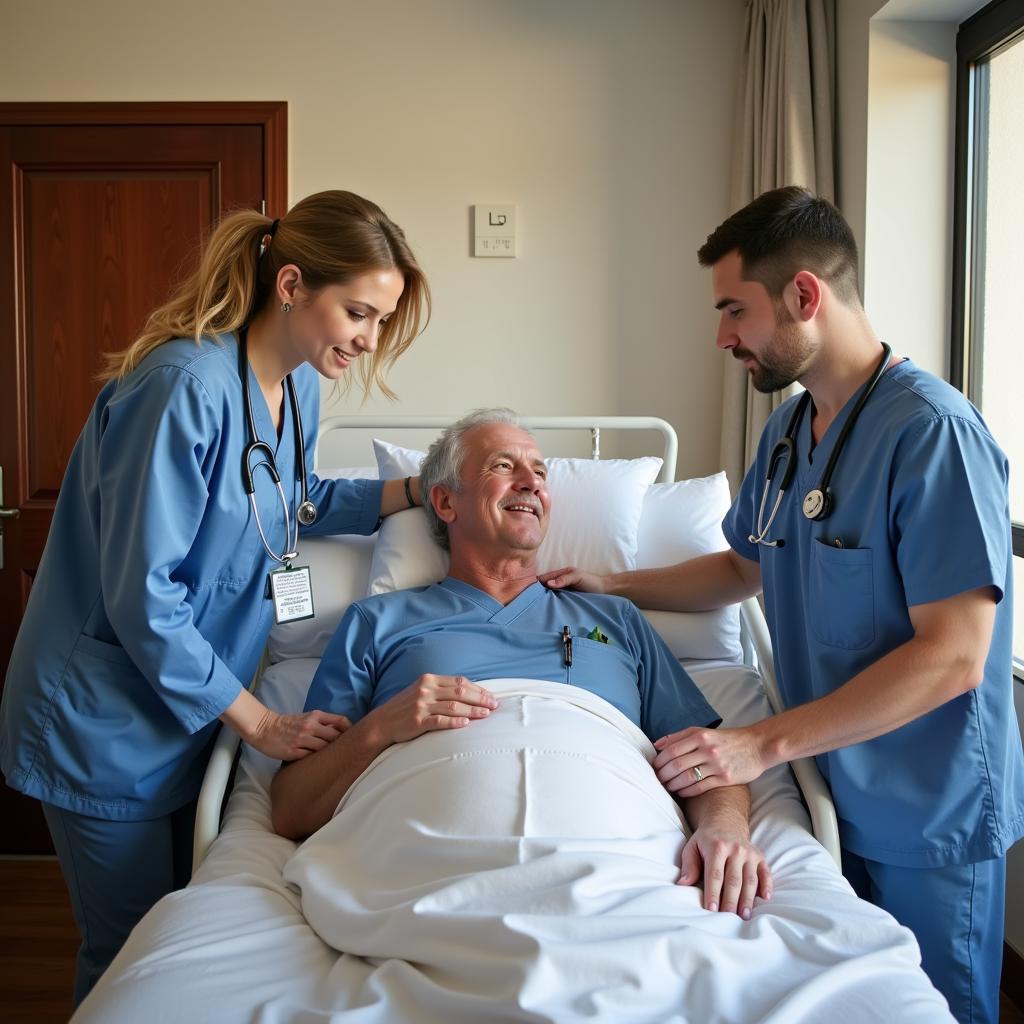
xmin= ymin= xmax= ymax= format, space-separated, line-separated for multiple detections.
xmin=952 ymin=0 xmax=1024 ymax=678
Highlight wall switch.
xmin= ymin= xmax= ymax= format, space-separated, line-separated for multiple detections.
xmin=473 ymin=204 xmax=516 ymax=257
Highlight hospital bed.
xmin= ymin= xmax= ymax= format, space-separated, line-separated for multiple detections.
xmin=73 ymin=417 xmax=952 ymax=1024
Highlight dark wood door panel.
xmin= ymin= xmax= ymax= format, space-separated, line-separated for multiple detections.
xmin=11 ymin=124 xmax=264 ymax=205
xmin=23 ymin=172 xmax=214 ymax=499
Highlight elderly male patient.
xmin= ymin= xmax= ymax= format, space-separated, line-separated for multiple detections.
xmin=271 ymin=408 xmax=771 ymax=918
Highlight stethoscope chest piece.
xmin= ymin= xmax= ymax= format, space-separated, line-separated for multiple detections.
xmin=297 ymin=500 xmax=318 ymax=527
xmin=802 ymin=488 xmax=829 ymax=520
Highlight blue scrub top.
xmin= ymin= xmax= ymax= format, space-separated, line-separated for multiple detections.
xmin=0 ymin=333 xmax=385 ymax=820
xmin=306 ymin=578 xmax=720 ymax=744
xmin=723 ymin=359 xmax=1024 ymax=867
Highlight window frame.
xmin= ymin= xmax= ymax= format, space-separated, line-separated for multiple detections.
xmin=952 ymin=0 xmax=1024 ymax=679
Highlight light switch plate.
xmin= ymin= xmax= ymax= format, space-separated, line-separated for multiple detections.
xmin=473 ymin=204 xmax=516 ymax=257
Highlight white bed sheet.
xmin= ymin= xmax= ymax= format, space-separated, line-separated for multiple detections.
xmin=73 ymin=658 xmax=952 ymax=1024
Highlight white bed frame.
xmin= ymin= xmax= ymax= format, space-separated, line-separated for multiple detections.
xmin=193 ymin=416 xmax=840 ymax=871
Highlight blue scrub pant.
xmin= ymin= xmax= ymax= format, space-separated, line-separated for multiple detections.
xmin=842 ymin=850 xmax=1005 ymax=1024
xmin=43 ymin=800 xmax=195 ymax=1006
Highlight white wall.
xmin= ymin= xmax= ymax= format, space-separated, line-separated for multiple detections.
xmin=863 ymin=20 xmax=956 ymax=378
xmin=0 ymin=0 xmax=745 ymax=473
xmin=837 ymin=5 xmax=956 ymax=378
xmin=835 ymin=0 xmax=888 ymax=273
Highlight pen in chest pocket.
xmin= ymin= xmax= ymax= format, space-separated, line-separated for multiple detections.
xmin=562 ymin=626 xmax=573 ymax=667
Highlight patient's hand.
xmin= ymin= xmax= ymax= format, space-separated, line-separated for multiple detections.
xmin=538 ymin=566 xmax=607 ymax=593
xmin=679 ymin=813 xmax=772 ymax=920
xmin=366 ymin=674 xmax=500 ymax=744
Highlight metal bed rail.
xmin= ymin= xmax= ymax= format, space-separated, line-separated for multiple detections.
xmin=318 ymin=415 xmax=678 ymax=484
xmin=193 ymin=723 xmax=242 ymax=872
xmin=740 ymin=597 xmax=841 ymax=867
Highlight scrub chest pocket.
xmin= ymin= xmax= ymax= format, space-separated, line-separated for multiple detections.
xmin=567 ymin=634 xmax=637 ymax=682
xmin=809 ymin=540 xmax=875 ymax=650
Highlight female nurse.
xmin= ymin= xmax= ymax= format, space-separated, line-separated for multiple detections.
xmin=0 ymin=189 xmax=430 ymax=1004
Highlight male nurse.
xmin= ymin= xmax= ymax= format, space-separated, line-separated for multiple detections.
xmin=542 ymin=186 xmax=1024 ymax=1024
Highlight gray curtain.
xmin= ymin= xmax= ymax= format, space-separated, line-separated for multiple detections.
xmin=719 ymin=0 xmax=836 ymax=492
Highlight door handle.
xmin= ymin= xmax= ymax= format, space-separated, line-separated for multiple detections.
xmin=0 ymin=506 xmax=13 ymax=570
xmin=0 ymin=464 xmax=17 ymax=568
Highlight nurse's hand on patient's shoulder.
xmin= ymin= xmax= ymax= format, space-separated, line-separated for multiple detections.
xmin=364 ymin=674 xmax=500 ymax=745
xmin=653 ymin=724 xmax=769 ymax=796
xmin=538 ymin=567 xmax=607 ymax=593
xmin=251 ymin=709 xmax=351 ymax=762
xmin=678 ymin=813 xmax=772 ymax=920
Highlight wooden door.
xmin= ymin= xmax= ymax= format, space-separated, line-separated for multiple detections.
xmin=0 ymin=102 xmax=287 ymax=853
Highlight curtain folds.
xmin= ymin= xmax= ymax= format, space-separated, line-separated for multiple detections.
xmin=718 ymin=0 xmax=837 ymax=492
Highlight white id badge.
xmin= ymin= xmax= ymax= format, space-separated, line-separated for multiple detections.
xmin=268 ymin=565 xmax=314 ymax=624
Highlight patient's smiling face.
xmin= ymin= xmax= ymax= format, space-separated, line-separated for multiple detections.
xmin=445 ymin=423 xmax=550 ymax=559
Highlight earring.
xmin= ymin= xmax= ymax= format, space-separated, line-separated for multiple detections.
xmin=280 ymin=301 xmax=292 ymax=313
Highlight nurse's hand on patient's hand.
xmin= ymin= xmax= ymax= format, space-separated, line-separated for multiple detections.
xmin=365 ymin=674 xmax=500 ymax=744
xmin=251 ymin=710 xmax=351 ymax=762
xmin=678 ymin=815 xmax=772 ymax=920
xmin=537 ymin=567 xmax=607 ymax=593
xmin=653 ymin=724 xmax=768 ymax=796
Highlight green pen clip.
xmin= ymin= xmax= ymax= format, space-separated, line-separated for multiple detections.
xmin=587 ymin=626 xmax=610 ymax=644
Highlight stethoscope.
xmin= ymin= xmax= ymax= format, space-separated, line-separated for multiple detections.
xmin=238 ymin=326 xmax=317 ymax=564
xmin=749 ymin=343 xmax=893 ymax=548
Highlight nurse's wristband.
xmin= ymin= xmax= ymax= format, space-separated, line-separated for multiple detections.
xmin=404 ymin=476 xmax=416 ymax=508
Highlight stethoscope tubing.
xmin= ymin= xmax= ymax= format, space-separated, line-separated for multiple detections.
xmin=238 ymin=327 xmax=316 ymax=564
xmin=749 ymin=343 xmax=893 ymax=547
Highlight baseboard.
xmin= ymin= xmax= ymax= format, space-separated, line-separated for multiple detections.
xmin=1005 ymin=942 xmax=1024 ymax=1009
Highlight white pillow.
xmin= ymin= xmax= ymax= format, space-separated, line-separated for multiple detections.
xmin=265 ymin=466 xmax=379 ymax=663
xmin=540 ymin=456 xmax=661 ymax=575
xmin=635 ymin=473 xmax=743 ymax=662
xmin=365 ymin=441 xmax=448 ymax=592
xmin=367 ymin=505 xmax=449 ymax=594
xmin=368 ymin=439 xmax=661 ymax=594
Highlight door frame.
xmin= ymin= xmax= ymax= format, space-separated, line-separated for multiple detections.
xmin=0 ymin=100 xmax=287 ymax=209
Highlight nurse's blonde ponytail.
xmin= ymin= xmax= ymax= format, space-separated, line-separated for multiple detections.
xmin=101 ymin=211 xmax=265 ymax=381
xmin=101 ymin=191 xmax=430 ymax=400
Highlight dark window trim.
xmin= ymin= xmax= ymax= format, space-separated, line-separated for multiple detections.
xmin=951 ymin=0 xmax=1024 ymax=560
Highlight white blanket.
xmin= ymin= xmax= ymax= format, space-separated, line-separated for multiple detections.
xmin=73 ymin=667 xmax=951 ymax=1024
xmin=281 ymin=678 xmax=951 ymax=1024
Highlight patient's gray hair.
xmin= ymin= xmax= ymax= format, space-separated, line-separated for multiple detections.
xmin=420 ymin=407 xmax=529 ymax=550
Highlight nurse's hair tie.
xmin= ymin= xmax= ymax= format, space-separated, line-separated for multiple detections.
xmin=259 ymin=218 xmax=281 ymax=259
